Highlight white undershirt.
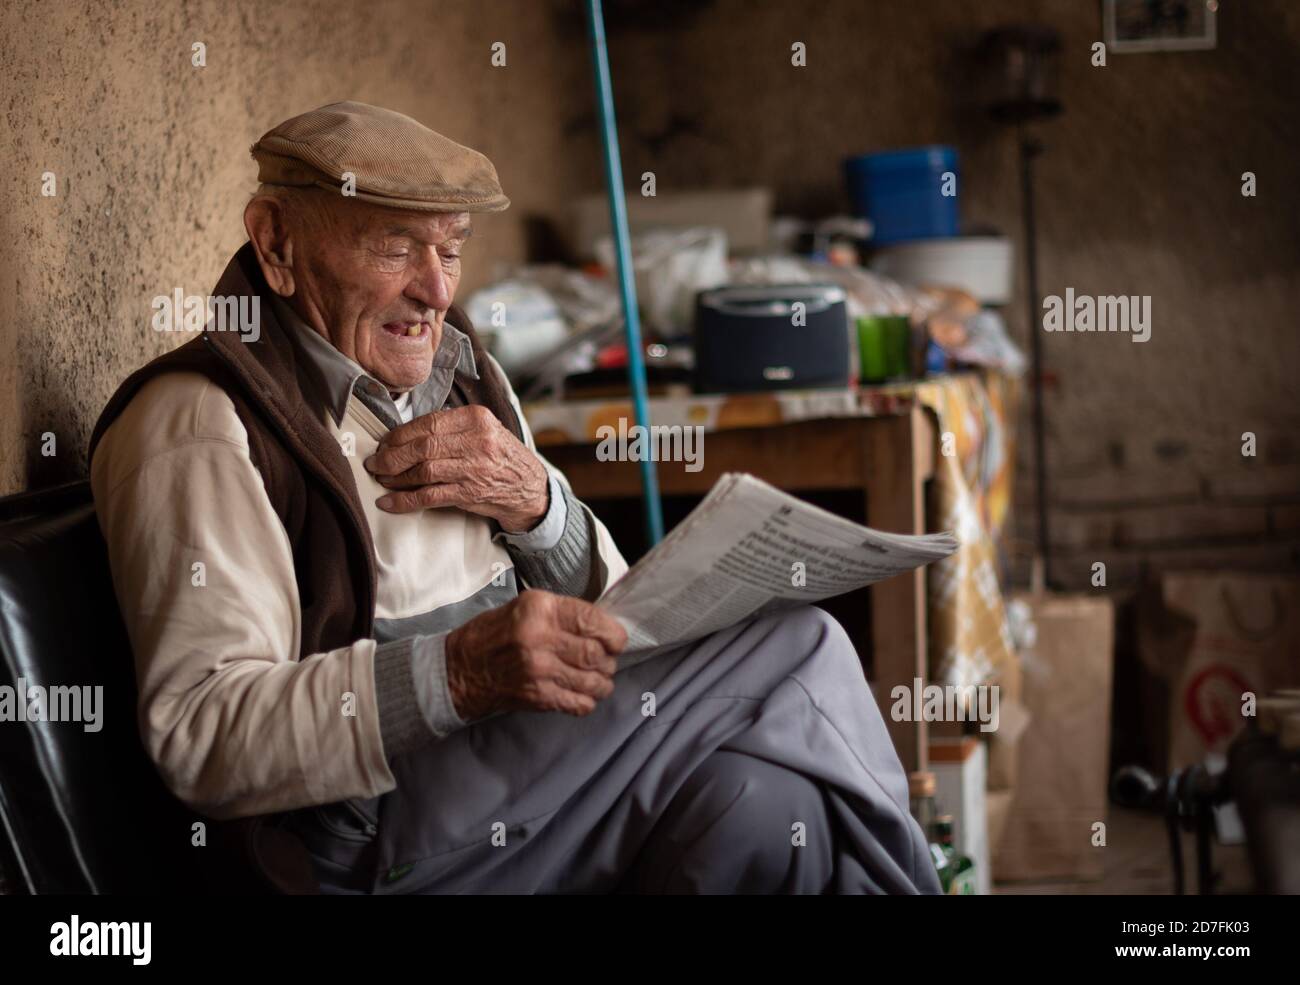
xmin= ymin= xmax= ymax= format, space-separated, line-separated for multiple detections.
xmin=391 ymin=390 xmax=414 ymax=424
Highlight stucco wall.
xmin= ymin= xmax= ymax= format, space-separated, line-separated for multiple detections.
xmin=4 ymin=0 xmax=1299 ymax=585
xmin=0 ymin=0 xmax=598 ymax=493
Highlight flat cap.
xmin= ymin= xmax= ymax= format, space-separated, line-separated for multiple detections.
xmin=251 ymin=100 xmax=509 ymax=213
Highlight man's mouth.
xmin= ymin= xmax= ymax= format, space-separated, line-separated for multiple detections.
xmin=382 ymin=321 xmax=430 ymax=339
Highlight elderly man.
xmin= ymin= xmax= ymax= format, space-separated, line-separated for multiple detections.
xmin=90 ymin=102 xmax=938 ymax=895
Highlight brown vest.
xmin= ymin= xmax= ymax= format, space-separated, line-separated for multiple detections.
xmin=89 ymin=242 xmax=524 ymax=660
xmin=88 ymin=246 xmax=524 ymax=893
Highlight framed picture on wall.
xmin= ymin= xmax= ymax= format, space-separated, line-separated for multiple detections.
xmin=1103 ymin=0 xmax=1218 ymax=53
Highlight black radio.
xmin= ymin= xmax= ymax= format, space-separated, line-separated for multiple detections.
xmin=692 ymin=284 xmax=850 ymax=393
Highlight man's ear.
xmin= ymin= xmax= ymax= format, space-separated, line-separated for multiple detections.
xmin=244 ymin=195 xmax=296 ymax=297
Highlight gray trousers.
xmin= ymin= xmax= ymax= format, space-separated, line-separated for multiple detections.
xmin=287 ymin=606 xmax=940 ymax=895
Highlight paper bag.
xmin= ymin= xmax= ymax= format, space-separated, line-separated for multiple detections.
xmin=986 ymin=694 xmax=1031 ymax=792
xmin=993 ymin=592 xmax=1114 ymax=882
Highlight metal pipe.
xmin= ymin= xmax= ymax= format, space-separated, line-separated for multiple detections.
xmin=584 ymin=0 xmax=665 ymax=545
xmin=1019 ymin=127 xmax=1050 ymax=587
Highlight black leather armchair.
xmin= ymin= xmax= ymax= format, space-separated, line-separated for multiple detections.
xmin=0 ymin=481 xmax=208 ymax=893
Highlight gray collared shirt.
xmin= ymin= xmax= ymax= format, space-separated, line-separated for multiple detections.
xmin=269 ymin=293 xmax=479 ymax=429
xmin=267 ymin=293 xmax=567 ymax=545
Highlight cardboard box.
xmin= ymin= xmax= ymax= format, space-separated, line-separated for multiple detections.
xmin=1160 ymin=573 xmax=1300 ymax=771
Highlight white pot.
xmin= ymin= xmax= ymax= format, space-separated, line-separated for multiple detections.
xmin=869 ymin=236 xmax=1014 ymax=305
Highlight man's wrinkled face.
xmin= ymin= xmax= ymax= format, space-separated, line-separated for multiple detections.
xmin=288 ymin=201 xmax=471 ymax=392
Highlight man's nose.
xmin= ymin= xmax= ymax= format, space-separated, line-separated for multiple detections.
xmin=405 ymin=246 xmax=453 ymax=312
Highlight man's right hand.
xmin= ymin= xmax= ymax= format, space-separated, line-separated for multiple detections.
xmin=444 ymin=590 xmax=628 ymax=722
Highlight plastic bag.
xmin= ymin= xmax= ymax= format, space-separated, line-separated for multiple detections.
xmin=728 ymin=254 xmax=922 ymax=320
xmin=595 ymin=226 xmax=728 ymax=339
xmin=463 ymin=280 xmax=569 ymax=374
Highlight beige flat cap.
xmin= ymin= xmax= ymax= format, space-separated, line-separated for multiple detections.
xmin=251 ymin=101 xmax=509 ymax=213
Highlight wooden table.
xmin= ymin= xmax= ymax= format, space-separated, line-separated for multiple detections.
xmin=539 ymin=405 xmax=938 ymax=772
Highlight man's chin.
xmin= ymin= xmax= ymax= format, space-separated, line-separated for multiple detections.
xmin=364 ymin=348 xmax=431 ymax=389
xmin=367 ymin=357 xmax=432 ymax=393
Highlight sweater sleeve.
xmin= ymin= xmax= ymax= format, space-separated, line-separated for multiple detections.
xmin=498 ymin=475 xmax=599 ymax=599
xmin=372 ymin=633 xmax=466 ymax=756
xmin=488 ymin=353 xmax=630 ymax=600
xmin=90 ymin=372 xmax=396 ymax=820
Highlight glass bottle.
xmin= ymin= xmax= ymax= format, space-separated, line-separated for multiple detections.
xmin=935 ymin=814 xmax=978 ymax=895
xmin=908 ymin=771 xmax=950 ymax=889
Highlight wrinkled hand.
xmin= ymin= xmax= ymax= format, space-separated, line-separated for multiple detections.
xmin=364 ymin=404 xmax=549 ymax=531
xmin=445 ymin=590 xmax=628 ymax=721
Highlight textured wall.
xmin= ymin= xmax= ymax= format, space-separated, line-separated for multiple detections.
xmin=5 ymin=0 xmax=1300 ymax=587
xmin=0 ymin=0 xmax=599 ymax=493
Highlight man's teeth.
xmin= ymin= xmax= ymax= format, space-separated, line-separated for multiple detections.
xmin=406 ymin=323 xmax=421 ymax=337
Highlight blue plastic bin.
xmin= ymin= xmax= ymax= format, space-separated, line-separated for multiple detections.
xmin=844 ymin=146 xmax=959 ymax=246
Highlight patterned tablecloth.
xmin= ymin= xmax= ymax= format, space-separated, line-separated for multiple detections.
xmin=522 ymin=371 xmax=1020 ymax=690
xmin=901 ymin=374 xmax=1018 ymax=692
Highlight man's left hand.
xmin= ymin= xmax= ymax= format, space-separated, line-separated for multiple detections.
xmin=364 ymin=404 xmax=549 ymax=532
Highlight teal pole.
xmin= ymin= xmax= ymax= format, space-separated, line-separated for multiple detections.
xmin=584 ymin=0 xmax=665 ymax=545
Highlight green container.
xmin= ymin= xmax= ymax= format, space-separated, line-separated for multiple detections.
xmin=857 ymin=314 xmax=910 ymax=382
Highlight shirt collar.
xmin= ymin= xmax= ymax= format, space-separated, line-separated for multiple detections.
xmin=269 ymin=293 xmax=478 ymax=427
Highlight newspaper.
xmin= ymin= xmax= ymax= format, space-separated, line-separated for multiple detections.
xmin=598 ymin=473 xmax=959 ymax=665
